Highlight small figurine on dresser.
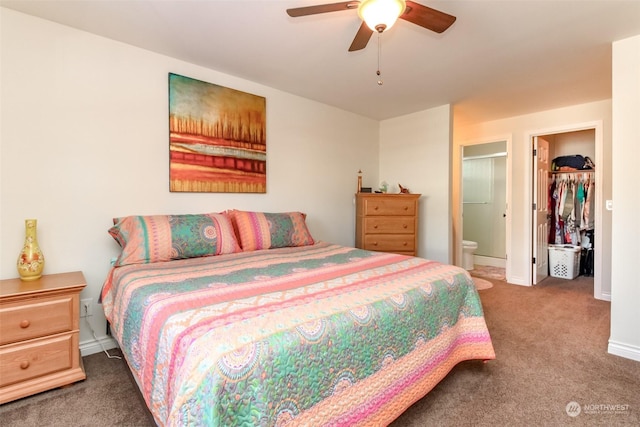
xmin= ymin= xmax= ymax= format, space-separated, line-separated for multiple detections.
xmin=399 ymin=184 xmax=410 ymax=194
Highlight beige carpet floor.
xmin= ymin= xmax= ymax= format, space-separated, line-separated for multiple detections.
xmin=1 ymin=275 xmax=639 ymax=426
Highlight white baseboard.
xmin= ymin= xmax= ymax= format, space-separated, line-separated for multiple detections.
xmin=80 ymin=335 xmax=119 ymax=357
xmin=507 ymin=277 xmax=530 ymax=286
xmin=608 ymin=339 xmax=640 ymax=362
xmin=473 ymin=255 xmax=506 ymax=268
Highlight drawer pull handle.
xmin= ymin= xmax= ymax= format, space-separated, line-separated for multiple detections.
xmin=403 ymin=224 xmax=408 ymax=228
xmin=373 ymin=225 xmax=378 ymax=229
xmin=20 ymin=320 xmax=30 ymax=329
xmin=373 ymin=242 xmax=378 ymax=246
xmin=404 ymin=206 xmax=408 ymax=210
xmin=374 ymin=206 xmax=379 ymax=210
xmin=403 ymin=242 xmax=408 ymax=246
xmin=20 ymin=361 xmax=30 ymax=370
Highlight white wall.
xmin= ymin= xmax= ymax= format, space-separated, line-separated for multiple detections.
xmin=453 ymin=100 xmax=612 ymax=292
xmin=609 ymin=35 xmax=640 ymax=362
xmin=548 ymin=129 xmax=596 ymax=160
xmin=0 ymin=9 xmax=379 ymax=353
xmin=379 ymin=105 xmax=452 ymax=263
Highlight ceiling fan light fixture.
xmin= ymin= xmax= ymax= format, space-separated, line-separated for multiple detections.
xmin=358 ymin=0 xmax=406 ymax=33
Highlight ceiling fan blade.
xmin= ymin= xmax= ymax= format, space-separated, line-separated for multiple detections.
xmin=401 ymin=0 xmax=456 ymax=33
xmin=286 ymin=1 xmax=359 ymax=17
xmin=349 ymin=21 xmax=374 ymax=52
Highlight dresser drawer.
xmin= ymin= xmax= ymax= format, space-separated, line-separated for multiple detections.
xmin=364 ymin=217 xmax=415 ymax=234
xmin=0 ymin=296 xmax=74 ymax=345
xmin=362 ymin=197 xmax=416 ymax=216
xmin=0 ymin=334 xmax=75 ymax=387
xmin=364 ymin=234 xmax=415 ymax=252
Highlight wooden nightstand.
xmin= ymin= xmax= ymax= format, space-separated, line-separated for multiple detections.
xmin=355 ymin=193 xmax=421 ymax=256
xmin=0 ymin=271 xmax=86 ymax=404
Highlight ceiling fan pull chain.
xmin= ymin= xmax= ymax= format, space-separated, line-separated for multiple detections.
xmin=377 ymin=31 xmax=383 ymax=86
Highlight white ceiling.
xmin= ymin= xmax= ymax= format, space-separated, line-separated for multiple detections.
xmin=2 ymin=0 xmax=640 ymax=122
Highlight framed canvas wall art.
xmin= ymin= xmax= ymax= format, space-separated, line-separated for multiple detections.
xmin=169 ymin=73 xmax=266 ymax=193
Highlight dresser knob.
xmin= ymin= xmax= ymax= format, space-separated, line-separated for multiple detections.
xmin=403 ymin=242 xmax=408 ymax=246
xmin=374 ymin=206 xmax=379 ymax=210
xmin=20 ymin=320 xmax=30 ymax=329
xmin=404 ymin=206 xmax=408 ymax=210
xmin=20 ymin=361 xmax=30 ymax=370
xmin=403 ymin=224 xmax=407 ymax=228
xmin=373 ymin=225 xmax=378 ymax=229
xmin=373 ymin=242 xmax=378 ymax=246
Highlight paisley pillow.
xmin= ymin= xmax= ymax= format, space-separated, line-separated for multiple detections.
xmin=226 ymin=210 xmax=315 ymax=251
xmin=109 ymin=213 xmax=241 ymax=266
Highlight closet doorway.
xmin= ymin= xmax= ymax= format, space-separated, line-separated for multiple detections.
xmin=462 ymin=141 xmax=507 ymax=268
xmin=530 ymin=122 xmax=606 ymax=300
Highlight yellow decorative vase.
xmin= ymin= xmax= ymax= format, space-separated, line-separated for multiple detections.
xmin=17 ymin=219 xmax=45 ymax=281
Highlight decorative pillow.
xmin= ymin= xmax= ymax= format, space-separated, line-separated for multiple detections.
xmin=109 ymin=213 xmax=241 ymax=266
xmin=227 ymin=210 xmax=315 ymax=251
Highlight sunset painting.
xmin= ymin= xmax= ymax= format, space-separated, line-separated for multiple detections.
xmin=169 ymin=73 xmax=266 ymax=193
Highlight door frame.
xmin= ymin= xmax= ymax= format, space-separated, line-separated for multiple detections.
xmin=526 ymin=120 xmax=606 ymax=300
xmin=454 ymin=135 xmax=512 ymax=282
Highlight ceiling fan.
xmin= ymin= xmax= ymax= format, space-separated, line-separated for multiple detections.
xmin=286 ymin=0 xmax=456 ymax=52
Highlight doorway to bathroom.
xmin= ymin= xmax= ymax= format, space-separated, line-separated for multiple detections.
xmin=462 ymin=141 xmax=507 ymax=269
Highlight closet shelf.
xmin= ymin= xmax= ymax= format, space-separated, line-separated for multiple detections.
xmin=550 ymin=169 xmax=594 ymax=174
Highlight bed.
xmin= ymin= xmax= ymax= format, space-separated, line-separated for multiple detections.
xmin=101 ymin=211 xmax=495 ymax=426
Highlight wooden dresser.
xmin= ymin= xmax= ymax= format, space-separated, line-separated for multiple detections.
xmin=355 ymin=193 xmax=421 ymax=256
xmin=0 ymin=271 xmax=86 ymax=404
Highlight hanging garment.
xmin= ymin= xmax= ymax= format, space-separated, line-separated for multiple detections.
xmin=548 ymin=179 xmax=557 ymax=244
xmin=553 ymin=179 xmax=565 ymax=244
xmin=548 ymin=172 xmax=594 ymax=245
xmin=575 ymin=181 xmax=583 ymax=230
xmin=586 ymin=179 xmax=595 ymax=230
xmin=580 ymin=230 xmax=595 ymax=277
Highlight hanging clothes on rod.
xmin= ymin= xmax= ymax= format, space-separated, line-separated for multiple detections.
xmin=548 ymin=171 xmax=595 ymax=245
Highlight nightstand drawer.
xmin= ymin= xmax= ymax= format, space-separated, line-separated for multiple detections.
xmin=364 ymin=235 xmax=415 ymax=252
xmin=0 ymin=296 xmax=74 ymax=345
xmin=363 ymin=198 xmax=416 ymax=216
xmin=364 ymin=217 xmax=415 ymax=234
xmin=0 ymin=334 xmax=74 ymax=387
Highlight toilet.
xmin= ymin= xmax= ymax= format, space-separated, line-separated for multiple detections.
xmin=462 ymin=240 xmax=478 ymax=270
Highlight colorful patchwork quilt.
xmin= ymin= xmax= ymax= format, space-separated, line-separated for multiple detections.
xmin=101 ymin=242 xmax=495 ymax=426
